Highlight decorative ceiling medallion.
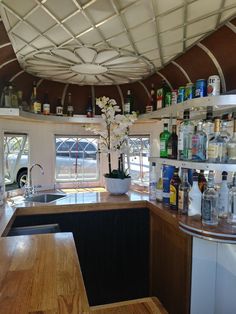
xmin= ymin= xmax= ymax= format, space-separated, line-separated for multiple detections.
xmin=21 ymin=46 xmax=153 ymax=85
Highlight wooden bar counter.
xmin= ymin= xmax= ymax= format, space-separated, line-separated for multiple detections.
xmin=0 ymin=191 xmax=169 ymax=314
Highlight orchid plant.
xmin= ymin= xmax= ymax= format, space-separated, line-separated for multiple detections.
xmin=86 ymin=96 xmax=137 ymax=179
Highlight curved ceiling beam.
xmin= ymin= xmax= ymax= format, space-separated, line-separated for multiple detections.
xmin=62 ymin=83 xmax=69 ymax=106
xmin=197 ymin=42 xmax=226 ymax=92
xmin=116 ymin=85 xmax=124 ymax=111
xmin=0 ymin=58 xmax=17 ymax=69
xmin=9 ymin=70 xmax=24 ymax=82
xmin=156 ymin=71 xmax=173 ymax=90
xmin=138 ymin=81 xmax=151 ymax=99
xmin=171 ymin=61 xmax=192 ymax=83
xmin=226 ymin=21 xmax=236 ymax=33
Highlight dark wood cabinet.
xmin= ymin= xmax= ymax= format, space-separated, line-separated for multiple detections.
xmin=11 ymin=208 xmax=150 ymax=306
xmin=150 ymin=209 xmax=192 ymax=314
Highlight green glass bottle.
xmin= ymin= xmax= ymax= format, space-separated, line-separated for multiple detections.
xmin=160 ymin=123 xmax=171 ymax=158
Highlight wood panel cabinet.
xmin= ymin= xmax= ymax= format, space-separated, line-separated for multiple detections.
xmin=150 ymin=209 xmax=192 ymax=314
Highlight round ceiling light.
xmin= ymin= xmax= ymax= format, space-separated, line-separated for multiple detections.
xmin=21 ymin=46 xmax=153 ymax=85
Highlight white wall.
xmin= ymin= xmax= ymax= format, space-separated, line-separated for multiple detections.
xmin=0 ymin=117 xmax=160 ymax=189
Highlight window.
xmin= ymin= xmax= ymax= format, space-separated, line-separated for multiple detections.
xmin=4 ymin=133 xmax=29 ymax=190
xmin=125 ymin=136 xmax=150 ymax=186
xmin=55 ymin=136 xmax=100 ymax=184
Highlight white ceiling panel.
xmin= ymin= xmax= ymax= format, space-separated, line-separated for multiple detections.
xmin=159 ymin=8 xmax=184 ymax=32
xmin=0 ymin=0 xmax=235 ymax=85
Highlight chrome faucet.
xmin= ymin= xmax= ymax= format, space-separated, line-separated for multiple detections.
xmin=24 ymin=163 xmax=44 ymax=198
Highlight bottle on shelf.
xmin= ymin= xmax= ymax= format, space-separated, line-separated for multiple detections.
xmin=218 ymin=171 xmax=229 ymax=218
xmin=207 ymin=117 xmax=227 ymax=163
xmin=228 ymin=172 xmax=236 ymax=224
xmin=227 ymin=117 xmax=236 ymax=163
xmin=149 ymin=162 xmax=157 ymax=201
xmin=156 ymin=80 xmax=170 ymax=109
xmin=124 ymin=90 xmax=132 ymax=115
xmin=163 ymin=165 xmax=175 ymax=206
xmin=188 ymin=171 xmax=202 ymax=216
xmin=150 ymin=83 xmax=156 ymax=110
xmin=1 ymin=82 xmax=18 ymax=108
xmin=220 ymin=114 xmax=231 ymax=143
xmin=201 ymin=170 xmax=219 ymax=226
xmin=160 ymin=123 xmax=171 ymax=158
xmin=156 ymin=167 xmax=163 ymax=202
xmin=86 ymin=95 xmax=94 ymax=117
xmin=42 ymin=92 xmax=50 ymax=115
xmin=202 ymin=106 xmax=214 ymax=159
xmin=198 ymin=170 xmax=207 ymax=193
xmin=169 ymin=167 xmax=181 ymax=210
xmin=31 ymin=81 xmax=41 ymax=114
xmin=66 ymin=92 xmax=74 ymax=117
xmin=167 ymin=124 xmax=178 ymax=159
xmin=178 ymin=109 xmax=194 ymax=161
xmin=56 ymin=98 xmax=63 ymax=116
xmin=178 ymin=168 xmax=191 ymax=215
xmin=191 ymin=122 xmax=207 ymax=161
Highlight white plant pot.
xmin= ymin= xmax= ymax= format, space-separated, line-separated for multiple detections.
xmin=105 ymin=177 xmax=131 ymax=195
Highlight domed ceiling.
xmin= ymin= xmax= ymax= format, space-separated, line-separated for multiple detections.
xmin=0 ymin=0 xmax=236 ymax=85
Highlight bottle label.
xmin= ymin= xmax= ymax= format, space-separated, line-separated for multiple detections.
xmin=178 ymin=133 xmax=184 ymax=150
xmin=170 ymin=185 xmax=177 ymax=206
xmin=167 ymin=147 xmax=172 ymax=155
xmin=124 ymin=103 xmax=130 ymax=114
xmin=160 ymin=140 xmax=166 ymax=152
xmin=228 ymin=146 xmax=236 ymax=160
xmin=178 ymin=190 xmax=188 ymax=213
xmin=33 ymin=102 xmax=41 ymax=114
xmin=208 ymin=144 xmax=218 ymax=159
xmin=156 ymin=189 xmax=163 ymax=201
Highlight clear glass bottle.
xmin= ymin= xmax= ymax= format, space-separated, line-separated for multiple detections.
xmin=208 ymin=118 xmax=227 ymax=163
xmin=178 ymin=168 xmax=191 ymax=215
xmin=67 ymin=92 xmax=74 ymax=117
xmin=169 ymin=167 xmax=181 ymax=210
xmin=188 ymin=172 xmax=202 ymax=216
xmin=156 ymin=167 xmax=163 ymax=202
xmin=149 ymin=162 xmax=157 ymax=201
xmin=218 ymin=171 xmax=229 ymax=218
xmin=220 ymin=117 xmax=231 ymax=143
xmin=178 ymin=110 xmax=194 ymax=160
xmin=227 ymin=118 xmax=236 ymax=163
xmin=198 ymin=170 xmax=207 ymax=193
xmin=192 ymin=122 xmax=207 ymax=161
xmin=167 ymin=124 xmax=178 ymax=159
xmin=202 ymin=170 xmax=219 ymax=226
xmin=160 ymin=123 xmax=171 ymax=158
xmin=227 ymin=172 xmax=236 ymax=224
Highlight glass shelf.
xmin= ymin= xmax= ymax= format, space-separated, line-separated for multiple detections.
xmin=139 ymin=95 xmax=236 ymax=121
xmin=149 ymin=157 xmax=236 ymax=172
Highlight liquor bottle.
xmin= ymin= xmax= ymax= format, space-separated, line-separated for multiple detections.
xmin=227 ymin=118 xmax=236 ymax=163
xmin=169 ymin=167 xmax=181 ymax=210
xmin=156 ymin=80 xmax=170 ymax=109
xmin=201 ymin=170 xmax=219 ymax=226
xmin=86 ymin=95 xmax=93 ymax=117
xmin=160 ymin=123 xmax=171 ymax=158
xmin=192 ymin=122 xmax=207 ymax=161
xmin=150 ymin=83 xmax=156 ymax=110
xmin=149 ymin=162 xmax=157 ymax=201
xmin=178 ymin=168 xmax=191 ymax=215
xmin=156 ymin=167 xmax=163 ymax=202
xmin=42 ymin=92 xmax=50 ymax=115
xmin=56 ymin=98 xmax=63 ymax=116
xmin=208 ymin=118 xmax=227 ymax=163
xmin=178 ymin=110 xmax=194 ymax=160
xmin=218 ymin=171 xmax=229 ymax=218
xmin=188 ymin=172 xmax=202 ymax=216
xmin=227 ymin=172 xmax=236 ymax=224
xmin=66 ymin=92 xmax=74 ymax=117
xmin=220 ymin=115 xmax=231 ymax=143
xmin=124 ymin=90 xmax=132 ymax=115
xmin=31 ymin=81 xmax=41 ymax=114
xmin=163 ymin=165 xmax=175 ymax=206
xmin=167 ymin=124 xmax=178 ymax=159
xmin=202 ymin=106 xmax=214 ymax=159
xmin=198 ymin=170 xmax=207 ymax=193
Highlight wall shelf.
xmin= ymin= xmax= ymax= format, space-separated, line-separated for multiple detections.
xmin=149 ymin=157 xmax=236 ymax=172
xmin=0 ymin=108 xmax=102 ymax=124
xmin=139 ymin=95 xmax=236 ymax=121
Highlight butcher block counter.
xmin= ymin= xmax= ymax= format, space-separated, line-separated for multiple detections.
xmin=0 ymin=191 xmax=168 ymax=314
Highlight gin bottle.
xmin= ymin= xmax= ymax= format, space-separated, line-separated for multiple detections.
xmin=178 ymin=168 xmax=191 ymax=215
xmin=192 ymin=122 xmax=207 ymax=161
xmin=160 ymin=123 xmax=171 ymax=158
xmin=228 ymin=172 xmax=236 ymax=224
xmin=208 ymin=118 xmax=227 ymax=163
xmin=218 ymin=171 xmax=229 ymax=218
xmin=227 ymin=118 xmax=236 ymax=163
xmin=202 ymin=170 xmax=219 ymax=226
xmin=149 ymin=162 xmax=157 ymax=201
xmin=178 ymin=110 xmax=194 ymax=160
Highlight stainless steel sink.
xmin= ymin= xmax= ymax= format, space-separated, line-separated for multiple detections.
xmin=26 ymin=193 xmax=66 ymax=203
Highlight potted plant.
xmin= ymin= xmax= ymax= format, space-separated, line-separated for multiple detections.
xmin=86 ymin=96 xmax=137 ymax=194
